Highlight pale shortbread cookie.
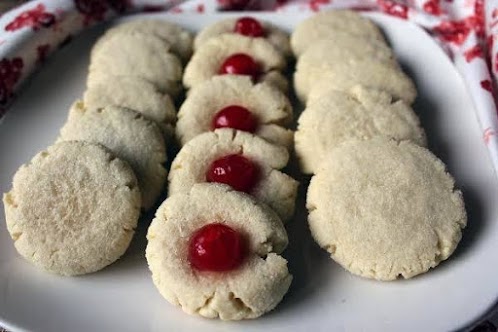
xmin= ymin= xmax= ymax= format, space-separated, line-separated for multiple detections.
xmin=307 ymin=138 xmax=467 ymax=280
xmin=295 ymin=35 xmax=398 ymax=68
xmin=84 ymin=76 xmax=176 ymax=138
xmin=168 ymin=129 xmax=298 ymax=221
xmin=177 ymin=76 xmax=293 ymax=149
xmin=146 ymin=183 xmax=292 ymax=320
xmin=291 ymin=10 xmax=386 ymax=56
xmin=88 ymin=33 xmax=183 ymax=96
xmin=57 ymin=102 xmax=167 ymax=210
xmin=262 ymin=70 xmax=289 ymax=92
xmin=294 ymin=54 xmax=416 ymax=104
xmin=295 ymin=86 xmax=426 ymax=174
xmin=3 ymin=141 xmax=141 ymax=276
xmin=183 ymin=34 xmax=287 ymax=91
xmin=102 ymin=19 xmax=193 ymax=62
xmin=194 ymin=17 xmax=291 ymax=56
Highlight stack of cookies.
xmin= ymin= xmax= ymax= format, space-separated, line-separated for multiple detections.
xmin=2 ymin=19 xmax=193 ymax=276
xmin=145 ymin=17 xmax=298 ymax=320
xmin=292 ymin=10 xmax=467 ymax=280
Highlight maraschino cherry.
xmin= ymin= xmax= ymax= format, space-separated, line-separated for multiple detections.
xmin=188 ymin=223 xmax=246 ymax=272
xmin=206 ymin=154 xmax=259 ymax=193
xmin=234 ymin=17 xmax=265 ymax=37
xmin=219 ymin=53 xmax=261 ymax=81
xmin=212 ymin=105 xmax=257 ymax=132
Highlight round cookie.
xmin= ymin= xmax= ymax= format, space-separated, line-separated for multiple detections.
xmin=295 ymin=86 xmax=426 ymax=174
xmin=168 ymin=129 xmax=298 ymax=221
xmin=177 ymin=76 xmax=293 ymax=149
xmin=307 ymin=138 xmax=467 ymax=280
xmin=88 ymin=33 xmax=183 ymax=96
xmin=291 ymin=9 xmax=386 ymax=56
xmin=294 ymin=54 xmax=416 ymax=104
xmin=3 ymin=141 xmax=141 ymax=276
xmin=183 ymin=34 xmax=287 ymax=91
xmin=84 ymin=76 xmax=177 ymax=138
xmin=194 ymin=17 xmax=291 ymax=56
xmin=294 ymin=35 xmax=398 ymax=68
xmin=57 ymin=102 xmax=167 ymax=210
xmin=146 ymin=183 xmax=292 ymax=320
xmin=102 ymin=19 xmax=193 ymax=62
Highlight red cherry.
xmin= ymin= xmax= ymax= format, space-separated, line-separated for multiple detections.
xmin=212 ymin=105 xmax=258 ymax=132
xmin=206 ymin=154 xmax=259 ymax=193
xmin=219 ymin=53 xmax=261 ymax=81
xmin=188 ymin=223 xmax=246 ymax=272
xmin=234 ymin=17 xmax=265 ymax=37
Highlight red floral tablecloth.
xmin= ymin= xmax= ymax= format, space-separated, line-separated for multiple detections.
xmin=0 ymin=1 xmax=497 ymax=331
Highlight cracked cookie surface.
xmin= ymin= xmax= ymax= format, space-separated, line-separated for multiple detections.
xmin=88 ymin=33 xmax=183 ymax=96
xmin=183 ymin=34 xmax=287 ymax=91
xmin=307 ymin=138 xmax=467 ymax=280
xmin=294 ymin=44 xmax=416 ymax=104
xmin=295 ymin=86 xmax=426 ymax=174
xmin=291 ymin=9 xmax=386 ymax=56
xmin=84 ymin=76 xmax=177 ymax=138
xmin=3 ymin=141 xmax=141 ymax=276
xmin=58 ymin=102 xmax=167 ymax=210
xmin=146 ymin=183 xmax=292 ymax=320
xmin=176 ymin=76 xmax=293 ymax=149
xmin=101 ymin=19 xmax=193 ymax=62
xmin=194 ymin=17 xmax=291 ymax=56
xmin=168 ymin=129 xmax=298 ymax=221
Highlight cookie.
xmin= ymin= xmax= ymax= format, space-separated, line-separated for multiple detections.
xmin=88 ymin=33 xmax=183 ymax=96
xmin=307 ymin=138 xmax=467 ymax=280
xmin=3 ymin=141 xmax=141 ymax=276
xmin=146 ymin=183 xmax=292 ymax=320
xmin=291 ymin=10 xmax=386 ymax=56
xmin=294 ymin=35 xmax=398 ymax=67
xmin=183 ymin=34 xmax=287 ymax=91
xmin=294 ymin=54 xmax=416 ymax=104
xmin=57 ymin=102 xmax=167 ymax=210
xmin=177 ymin=76 xmax=293 ymax=149
xmin=84 ymin=76 xmax=177 ymax=138
xmin=295 ymin=86 xmax=426 ymax=174
xmin=194 ymin=16 xmax=291 ymax=56
xmin=102 ymin=19 xmax=193 ymax=62
xmin=168 ymin=129 xmax=298 ymax=221
xmin=261 ymin=70 xmax=289 ymax=92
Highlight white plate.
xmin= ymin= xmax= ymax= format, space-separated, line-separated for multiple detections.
xmin=0 ymin=11 xmax=497 ymax=332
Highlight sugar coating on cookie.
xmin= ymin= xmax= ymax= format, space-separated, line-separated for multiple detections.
xmin=3 ymin=141 xmax=141 ymax=276
xmin=307 ymin=138 xmax=467 ymax=280
xmin=84 ymin=76 xmax=177 ymax=138
xmin=168 ymin=129 xmax=298 ymax=221
xmin=177 ymin=76 xmax=293 ymax=149
xmin=194 ymin=17 xmax=291 ymax=56
xmin=58 ymin=102 xmax=167 ymax=210
xmin=183 ymin=34 xmax=286 ymax=90
xmin=88 ymin=33 xmax=183 ymax=95
xmin=295 ymin=86 xmax=426 ymax=174
xmin=102 ymin=19 xmax=193 ymax=62
xmin=291 ymin=10 xmax=386 ymax=56
xmin=294 ymin=54 xmax=416 ymax=104
xmin=146 ymin=183 xmax=292 ymax=320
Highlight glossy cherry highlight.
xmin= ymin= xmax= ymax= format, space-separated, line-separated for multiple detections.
xmin=212 ymin=105 xmax=258 ymax=132
xmin=219 ymin=53 xmax=261 ymax=81
xmin=188 ymin=223 xmax=246 ymax=272
xmin=206 ymin=154 xmax=259 ymax=193
xmin=234 ymin=17 xmax=265 ymax=37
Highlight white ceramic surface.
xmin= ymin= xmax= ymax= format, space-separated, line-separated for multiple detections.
xmin=0 ymin=12 xmax=497 ymax=332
